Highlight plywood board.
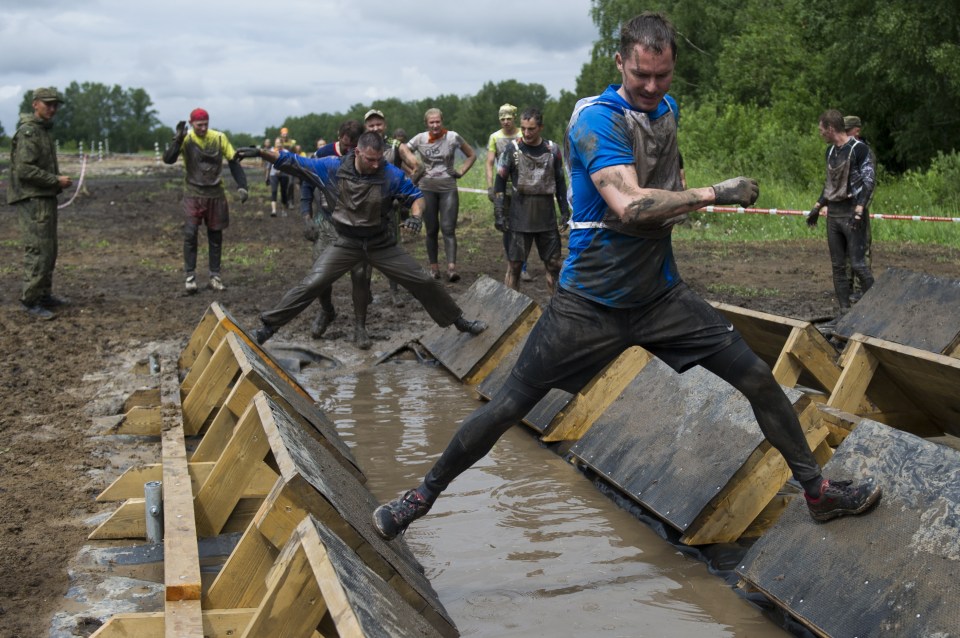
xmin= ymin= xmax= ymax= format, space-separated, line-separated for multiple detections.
xmin=737 ymin=420 xmax=959 ymax=638
xmin=299 ymin=516 xmax=449 ymax=637
xmin=571 ymin=359 xmax=810 ymax=540
xmin=833 ymin=267 xmax=960 ymax=354
xmin=418 ymin=275 xmax=537 ymax=381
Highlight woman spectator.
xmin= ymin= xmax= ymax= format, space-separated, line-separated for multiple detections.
xmin=407 ymin=108 xmax=476 ymax=281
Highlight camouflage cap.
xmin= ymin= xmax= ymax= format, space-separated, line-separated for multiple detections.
xmin=33 ymin=87 xmax=65 ymax=103
xmin=843 ymin=115 xmax=862 ymax=130
xmin=364 ymin=108 xmax=385 ymax=121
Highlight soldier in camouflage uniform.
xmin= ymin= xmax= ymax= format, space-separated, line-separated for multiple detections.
xmin=7 ymin=87 xmax=73 ymax=320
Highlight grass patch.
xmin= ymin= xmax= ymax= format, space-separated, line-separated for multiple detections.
xmin=706 ymin=283 xmax=781 ymax=298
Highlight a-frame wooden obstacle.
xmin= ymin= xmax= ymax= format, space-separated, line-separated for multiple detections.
xmin=89 ymin=302 xmax=460 ymax=637
xmin=86 ymin=267 xmax=960 ymax=637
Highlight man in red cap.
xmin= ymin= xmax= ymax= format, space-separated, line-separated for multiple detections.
xmin=163 ymin=108 xmax=248 ymax=293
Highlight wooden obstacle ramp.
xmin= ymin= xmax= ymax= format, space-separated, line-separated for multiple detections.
xmin=570 ymin=359 xmax=829 ymax=545
xmin=91 ymin=515 xmax=450 ymax=638
xmin=833 ymin=266 xmax=960 ymax=355
xmin=204 ymin=392 xmax=458 ymax=638
xmin=418 ymin=275 xmax=540 ymax=384
xmin=736 ymin=419 xmax=960 ymax=638
xmin=826 ymin=333 xmax=960 ymax=440
xmin=184 ymin=333 xmax=361 ymax=480
xmin=179 ymin=301 xmax=312 ymax=401
xmin=712 ymin=302 xmax=841 ymax=393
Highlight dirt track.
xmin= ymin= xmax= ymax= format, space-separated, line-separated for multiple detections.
xmin=1 ymin=160 xmax=959 ymax=637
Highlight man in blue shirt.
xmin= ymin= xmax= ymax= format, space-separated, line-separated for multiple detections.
xmin=372 ymin=11 xmax=881 ymax=541
xmin=237 ymin=132 xmax=486 ymax=346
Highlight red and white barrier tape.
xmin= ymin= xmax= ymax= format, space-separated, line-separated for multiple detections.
xmin=701 ymin=205 xmax=960 ymax=223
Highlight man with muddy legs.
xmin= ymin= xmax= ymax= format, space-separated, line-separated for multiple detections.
xmin=300 ymin=120 xmax=371 ymax=346
xmin=163 ymin=108 xmax=249 ymax=294
xmin=494 ymin=107 xmax=569 ymax=295
xmin=373 ymin=12 xmax=882 ymax=542
xmin=237 ymin=132 xmax=487 ymax=346
xmin=364 ymin=108 xmax=424 ymax=308
xmin=806 ymin=109 xmax=875 ymax=314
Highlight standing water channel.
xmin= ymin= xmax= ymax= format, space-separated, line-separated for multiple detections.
xmin=297 ymin=355 xmax=792 ymax=638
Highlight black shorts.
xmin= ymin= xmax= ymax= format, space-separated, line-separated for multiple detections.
xmin=505 ymin=228 xmax=562 ymax=263
xmin=509 ymin=283 xmax=741 ymax=394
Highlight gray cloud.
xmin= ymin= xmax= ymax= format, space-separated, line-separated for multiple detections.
xmin=0 ymin=0 xmax=597 ymax=136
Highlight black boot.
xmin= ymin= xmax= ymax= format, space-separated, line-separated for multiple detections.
xmin=354 ymin=318 xmax=372 ymax=350
xmin=454 ymin=315 xmax=487 ymax=335
xmin=310 ymin=310 xmax=336 ymax=338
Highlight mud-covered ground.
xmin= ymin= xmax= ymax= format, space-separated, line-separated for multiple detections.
xmin=1 ymin=159 xmax=959 ymax=637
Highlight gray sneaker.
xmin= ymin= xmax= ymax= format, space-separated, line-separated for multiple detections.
xmin=184 ymin=275 xmax=198 ymax=294
xmin=208 ymin=275 xmax=226 ymax=291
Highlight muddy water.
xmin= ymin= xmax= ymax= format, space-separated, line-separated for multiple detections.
xmin=300 ymin=358 xmax=789 ymax=638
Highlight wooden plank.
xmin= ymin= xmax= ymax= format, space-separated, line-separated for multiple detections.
xmin=571 ymin=359 xmax=812 ymax=544
xmin=542 ymin=347 xmax=653 ymax=442
xmin=96 ymin=461 xmax=276 ymax=502
xmin=463 ymin=305 xmax=541 ymax=386
xmin=298 ymin=516 xmax=449 ymax=638
xmin=89 ymin=498 xmax=147 ymax=539
xmin=240 ymin=538 xmax=328 ymax=638
xmin=681 ymin=402 xmax=828 ymax=544
xmin=737 ymin=419 xmax=960 ymax=638
xmin=162 ymin=423 xmax=202 ymax=602
xmin=178 ymin=302 xmax=228 ymax=372
xmin=825 ymin=339 xmax=879 ymax=415
xmin=164 ymin=599 xmax=202 ymax=638
xmin=194 ymin=401 xmax=272 ymax=537
xmin=109 ymin=405 xmax=162 ymax=436
xmin=205 ymin=499 xmax=281 ymax=609
xmin=90 ymin=609 xmax=257 ymax=638
xmin=123 ymin=387 xmax=161 ymax=412
xmin=180 ymin=335 xmax=243 ymax=436
xmin=419 ymin=275 xmax=538 ymax=381
xmin=833 ymin=266 xmax=960 ymax=354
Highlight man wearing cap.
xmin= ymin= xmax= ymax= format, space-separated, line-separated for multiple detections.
xmin=234 ymin=132 xmax=487 ymax=346
xmin=7 ymin=87 xmax=73 ymax=320
xmin=844 ymin=115 xmax=874 ymax=303
xmin=806 ymin=109 xmax=875 ymax=313
xmin=365 ymin=108 xmax=424 ymax=308
xmin=163 ymin=108 xmax=249 ymax=294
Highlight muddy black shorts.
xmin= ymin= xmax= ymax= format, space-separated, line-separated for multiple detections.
xmin=508 ymin=283 xmax=742 ymax=395
xmin=504 ymin=227 xmax=561 ymax=263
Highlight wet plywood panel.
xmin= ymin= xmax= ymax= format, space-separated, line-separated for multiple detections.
xmin=833 ymin=267 xmax=960 ymax=354
xmin=299 ymin=516 xmax=448 ymax=637
xmin=475 ymin=328 xmax=529 ymax=401
xmin=571 ymin=359 xmax=807 ymax=539
xmin=737 ymin=419 xmax=960 ymax=638
xmin=419 ymin=275 xmax=537 ymax=382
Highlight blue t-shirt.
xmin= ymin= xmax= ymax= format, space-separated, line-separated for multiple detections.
xmin=560 ymin=85 xmax=682 ymax=308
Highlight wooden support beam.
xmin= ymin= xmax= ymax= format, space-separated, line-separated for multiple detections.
xmin=90 ymin=609 xmax=257 ymax=638
xmin=463 ymin=305 xmax=541 ymax=385
xmin=96 ymin=461 xmax=277 ymax=502
xmin=542 ymin=347 xmax=653 ymax=442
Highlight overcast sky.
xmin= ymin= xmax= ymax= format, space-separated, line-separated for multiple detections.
xmin=0 ymin=1 xmax=597 ymax=136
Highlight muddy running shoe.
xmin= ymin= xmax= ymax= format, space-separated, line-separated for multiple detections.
xmin=23 ymin=302 xmax=56 ymax=320
xmin=805 ymin=478 xmax=882 ymax=522
xmin=454 ymin=315 xmax=487 ymax=335
xmin=520 ymin=269 xmax=533 ymax=282
xmin=354 ymin=321 xmax=372 ymax=350
xmin=310 ymin=310 xmax=336 ymax=339
xmin=184 ymin=275 xmax=198 ymax=294
xmin=447 ymin=269 xmax=461 ymax=283
xmin=208 ymin=275 xmax=226 ymax=291
xmin=39 ymin=294 xmax=70 ymax=308
xmin=372 ymin=488 xmax=434 ymax=540
xmin=253 ymin=324 xmax=275 ymax=345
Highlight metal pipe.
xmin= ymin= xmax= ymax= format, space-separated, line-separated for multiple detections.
xmin=144 ymin=480 xmax=163 ymax=543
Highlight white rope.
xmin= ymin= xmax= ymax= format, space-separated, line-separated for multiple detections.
xmin=58 ymin=153 xmax=87 ymax=210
